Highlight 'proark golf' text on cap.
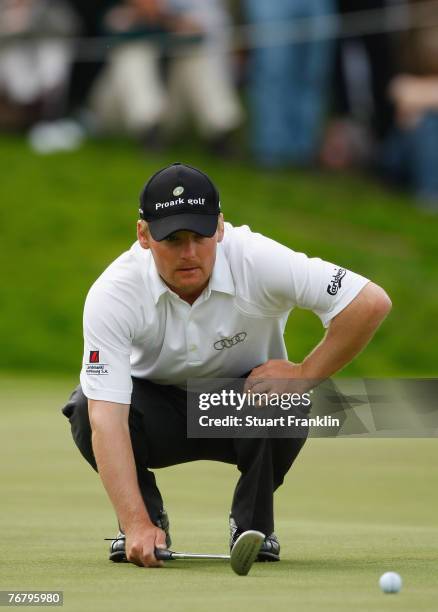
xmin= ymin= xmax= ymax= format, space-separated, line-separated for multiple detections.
xmin=139 ymin=162 xmax=221 ymax=241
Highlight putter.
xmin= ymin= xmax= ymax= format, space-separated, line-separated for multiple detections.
xmin=155 ymin=530 xmax=265 ymax=576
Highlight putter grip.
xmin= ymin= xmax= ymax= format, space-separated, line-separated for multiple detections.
xmin=155 ymin=548 xmax=173 ymax=561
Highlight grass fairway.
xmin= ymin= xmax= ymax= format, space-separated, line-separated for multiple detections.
xmin=1 ymin=375 xmax=437 ymax=611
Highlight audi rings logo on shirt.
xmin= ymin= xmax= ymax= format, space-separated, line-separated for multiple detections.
xmin=214 ymin=332 xmax=247 ymax=351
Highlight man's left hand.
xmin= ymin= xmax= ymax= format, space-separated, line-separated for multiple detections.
xmin=244 ymin=360 xmax=310 ymax=397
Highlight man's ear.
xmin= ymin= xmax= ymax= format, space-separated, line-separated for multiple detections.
xmin=217 ymin=213 xmax=225 ymax=243
xmin=137 ymin=220 xmax=150 ymax=249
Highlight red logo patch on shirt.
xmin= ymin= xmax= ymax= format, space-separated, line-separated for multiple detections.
xmin=89 ymin=350 xmax=100 ymax=363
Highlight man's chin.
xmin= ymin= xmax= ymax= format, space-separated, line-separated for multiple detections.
xmin=172 ymin=272 xmax=208 ymax=294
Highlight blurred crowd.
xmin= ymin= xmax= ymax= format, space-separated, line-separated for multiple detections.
xmin=1 ymin=0 xmax=438 ymax=210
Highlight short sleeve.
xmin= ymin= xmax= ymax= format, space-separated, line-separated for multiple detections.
xmin=227 ymin=227 xmax=369 ymax=327
xmin=287 ymin=253 xmax=370 ymax=327
xmin=80 ymin=287 xmax=133 ymax=404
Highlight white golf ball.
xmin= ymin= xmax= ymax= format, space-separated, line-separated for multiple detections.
xmin=379 ymin=571 xmax=402 ymax=593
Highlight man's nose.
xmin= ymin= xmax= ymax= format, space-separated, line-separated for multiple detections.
xmin=180 ymin=238 xmax=197 ymax=258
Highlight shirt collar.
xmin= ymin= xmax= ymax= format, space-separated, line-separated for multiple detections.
xmin=147 ymin=254 xmax=171 ymax=305
xmin=131 ymin=242 xmax=168 ymax=305
xmin=207 ymin=243 xmax=235 ymax=297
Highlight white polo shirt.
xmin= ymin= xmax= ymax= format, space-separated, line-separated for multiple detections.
xmin=80 ymin=223 xmax=369 ymax=404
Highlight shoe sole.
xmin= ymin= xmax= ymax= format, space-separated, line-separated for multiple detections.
xmin=109 ymin=549 xmax=127 ymax=563
xmin=256 ymin=552 xmax=280 ymax=562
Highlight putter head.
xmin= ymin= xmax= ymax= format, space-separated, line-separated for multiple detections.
xmin=230 ymin=530 xmax=264 ymax=576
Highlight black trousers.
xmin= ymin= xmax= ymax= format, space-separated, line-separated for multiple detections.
xmin=62 ymin=378 xmax=307 ymax=535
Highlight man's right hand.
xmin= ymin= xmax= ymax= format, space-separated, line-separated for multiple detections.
xmin=125 ymin=524 xmax=167 ymax=567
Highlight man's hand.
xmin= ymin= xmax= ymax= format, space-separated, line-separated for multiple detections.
xmin=245 ymin=360 xmax=310 ymax=397
xmin=389 ymin=75 xmax=438 ymax=128
xmin=125 ymin=523 xmax=167 ymax=568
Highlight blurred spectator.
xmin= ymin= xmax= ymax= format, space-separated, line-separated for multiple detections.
xmin=320 ymin=0 xmax=396 ymax=170
xmin=88 ymin=0 xmax=185 ymax=144
xmin=381 ymin=0 xmax=438 ymax=211
xmin=88 ymin=0 xmax=243 ymax=155
xmin=66 ymin=1 xmax=105 ymax=115
xmin=162 ymin=0 xmax=243 ymax=155
xmin=243 ymin=0 xmax=335 ymax=168
xmin=0 ymin=0 xmax=78 ymax=130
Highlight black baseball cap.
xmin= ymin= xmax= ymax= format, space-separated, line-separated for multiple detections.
xmin=139 ymin=162 xmax=221 ymax=241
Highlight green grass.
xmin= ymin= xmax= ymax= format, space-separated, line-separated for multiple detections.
xmin=2 ymin=137 xmax=437 ymax=610
xmin=1 ymin=375 xmax=437 ymax=611
xmin=1 ymin=134 xmax=437 ymax=376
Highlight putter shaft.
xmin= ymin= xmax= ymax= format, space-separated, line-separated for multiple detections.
xmin=155 ymin=549 xmax=230 ymax=561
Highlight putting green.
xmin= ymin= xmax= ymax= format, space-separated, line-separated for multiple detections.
xmin=1 ymin=375 xmax=437 ymax=611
